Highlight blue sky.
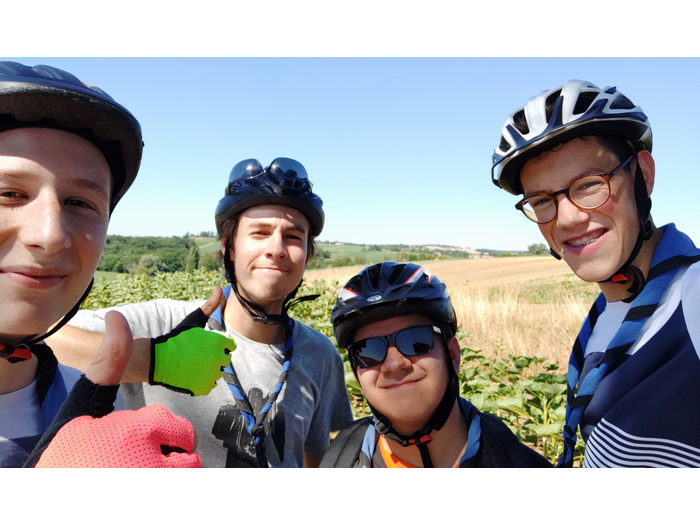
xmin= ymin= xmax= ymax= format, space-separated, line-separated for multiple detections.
xmin=5 ymin=19 xmax=699 ymax=252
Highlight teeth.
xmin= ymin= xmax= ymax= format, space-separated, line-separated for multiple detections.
xmin=566 ymin=231 xmax=603 ymax=247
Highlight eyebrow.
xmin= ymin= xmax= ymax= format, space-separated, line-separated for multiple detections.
xmin=522 ymin=169 xmax=611 ymax=200
xmin=0 ymin=170 xmax=110 ymax=200
xmin=245 ymin=218 xmax=309 ymax=233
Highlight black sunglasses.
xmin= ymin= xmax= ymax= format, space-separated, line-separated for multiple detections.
xmin=228 ymin=157 xmax=309 ymax=183
xmin=348 ymin=325 xmax=442 ymax=369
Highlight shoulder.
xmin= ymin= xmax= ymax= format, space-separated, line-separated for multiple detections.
xmin=470 ymin=409 xmax=552 ymax=468
xmin=319 ymin=417 xmax=374 ymax=468
xmin=680 ymin=259 xmax=700 ymax=353
xmin=292 ymin=321 xmax=339 ymax=355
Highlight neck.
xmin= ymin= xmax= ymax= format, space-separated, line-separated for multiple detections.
xmin=0 ymin=354 xmax=39 ymax=395
xmin=598 ymin=226 xmax=663 ymax=303
xmin=382 ymin=400 xmax=468 ymax=468
xmin=222 ymin=291 xmax=287 ymax=344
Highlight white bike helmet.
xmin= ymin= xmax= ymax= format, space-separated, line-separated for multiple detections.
xmin=492 ymin=80 xmax=652 ymax=195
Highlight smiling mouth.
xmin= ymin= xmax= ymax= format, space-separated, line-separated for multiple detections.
xmin=564 ymin=229 xmax=605 ymax=248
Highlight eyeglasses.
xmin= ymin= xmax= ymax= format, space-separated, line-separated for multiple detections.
xmin=515 ymin=154 xmax=634 ymax=224
xmin=348 ymin=325 xmax=442 ymax=369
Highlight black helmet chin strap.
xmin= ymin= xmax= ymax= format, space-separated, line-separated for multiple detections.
xmin=224 ymin=254 xmax=318 ymax=326
xmin=0 ymin=278 xmax=94 ymax=363
xmin=371 ymin=363 xmax=460 ymax=468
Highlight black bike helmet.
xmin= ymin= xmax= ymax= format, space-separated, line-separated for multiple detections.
xmin=215 ymin=157 xmax=324 ymax=238
xmin=0 ymin=61 xmax=143 ymax=212
xmin=332 ymin=262 xmax=457 ymax=350
xmin=0 ymin=61 xmax=143 ymax=363
xmin=332 ymin=262 xmax=459 ymax=467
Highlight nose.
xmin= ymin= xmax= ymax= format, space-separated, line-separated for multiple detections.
xmin=19 ymin=193 xmax=72 ymax=255
xmin=555 ymin=194 xmax=589 ymax=229
xmin=380 ymin=343 xmax=412 ymax=373
xmin=264 ymin=231 xmax=288 ymax=260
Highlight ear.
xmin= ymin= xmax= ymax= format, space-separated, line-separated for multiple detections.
xmin=447 ymin=336 xmax=461 ymax=374
xmin=637 ymin=150 xmax=655 ymax=197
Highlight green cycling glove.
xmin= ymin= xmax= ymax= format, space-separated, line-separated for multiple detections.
xmin=149 ymin=308 xmax=234 ymax=396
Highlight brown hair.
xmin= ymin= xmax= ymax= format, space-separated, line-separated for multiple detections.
xmin=216 ymin=210 xmax=316 ymax=264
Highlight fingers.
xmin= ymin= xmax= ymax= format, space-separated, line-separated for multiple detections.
xmin=200 ymin=285 xmax=223 ymax=317
xmin=85 ymin=311 xmax=134 ymax=386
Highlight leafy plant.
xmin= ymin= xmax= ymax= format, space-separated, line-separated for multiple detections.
xmin=83 ymin=272 xmax=583 ymax=465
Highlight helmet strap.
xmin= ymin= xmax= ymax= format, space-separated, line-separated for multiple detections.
xmin=597 ymin=159 xmax=654 ymax=302
xmin=0 ymin=278 xmax=94 ymax=363
xmin=371 ymin=353 xmax=459 ymax=453
xmin=225 ymin=253 xmax=318 ymax=325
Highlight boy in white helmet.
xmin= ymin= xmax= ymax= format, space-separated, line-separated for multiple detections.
xmin=492 ymin=80 xmax=700 ymax=467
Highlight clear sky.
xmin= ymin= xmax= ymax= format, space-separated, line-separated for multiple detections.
xmin=4 ymin=9 xmax=699 ymax=252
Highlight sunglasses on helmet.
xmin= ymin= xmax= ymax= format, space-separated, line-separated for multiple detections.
xmin=348 ymin=325 xmax=443 ymax=369
xmin=228 ymin=157 xmax=308 ymax=183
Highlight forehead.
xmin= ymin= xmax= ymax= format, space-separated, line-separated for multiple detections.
xmin=239 ymin=204 xmax=310 ymax=231
xmin=0 ymin=127 xmax=111 ymax=188
xmin=519 ymin=137 xmax=618 ymax=193
xmin=354 ymin=314 xmax=434 ymax=342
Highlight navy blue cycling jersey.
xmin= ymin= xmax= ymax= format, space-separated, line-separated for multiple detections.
xmin=577 ymin=226 xmax=700 ymax=467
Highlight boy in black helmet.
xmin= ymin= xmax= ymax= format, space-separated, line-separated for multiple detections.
xmin=492 ymin=80 xmax=700 ymax=467
xmin=0 ymin=61 xmax=202 ymax=467
xmin=323 ymin=262 xmax=550 ymax=468
xmin=49 ymin=158 xmax=353 ymax=468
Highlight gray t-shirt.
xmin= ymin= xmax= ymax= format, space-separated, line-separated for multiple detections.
xmin=69 ymin=298 xmax=353 ymax=468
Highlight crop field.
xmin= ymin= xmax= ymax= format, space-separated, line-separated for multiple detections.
xmin=83 ymin=255 xmax=596 ymax=464
xmin=306 ymin=256 xmax=599 ymax=370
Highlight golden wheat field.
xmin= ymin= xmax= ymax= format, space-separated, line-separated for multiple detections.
xmin=305 ymin=257 xmax=600 ymax=371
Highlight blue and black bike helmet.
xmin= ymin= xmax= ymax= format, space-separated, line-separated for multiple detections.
xmin=332 ymin=262 xmax=459 ymax=466
xmin=0 ymin=61 xmax=143 ymax=362
xmin=215 ymin=157 xmax=324 ymax=238
xmin=332 ymin=262 xmax=456 ymax=350
xmin=0 ymin=61 xmax=143 ymax=212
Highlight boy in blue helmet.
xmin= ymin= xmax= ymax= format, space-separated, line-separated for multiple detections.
xmin=323 ymin=262 xmax=551 ymax=468
xmin=0 ymin=61 xmax=202 ymax=467
xmin=492 ymin=80 xmax=700 ymax=467
xmin=49 ymin=158 xmax=353 ymax=467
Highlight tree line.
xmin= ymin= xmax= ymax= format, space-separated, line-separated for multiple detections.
xmin=98 ymin=235 xmax=222 ymax=275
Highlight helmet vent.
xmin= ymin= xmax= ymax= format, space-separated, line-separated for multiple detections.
xmin=498 ymin=135 xmax=511 ymax=152
xmin=388 ymin=264 xmax=405 ymax=285
xmin=610 ymin=94 xmax=635 ymax=110
xmin=512 ymin=110 xmax=530 ymax=135
xmin=573 ymin=91 xmax=597 ymax=115
xmin=544 ymin=90 xmax=562 ymax=122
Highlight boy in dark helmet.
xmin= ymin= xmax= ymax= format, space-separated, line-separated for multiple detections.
xmin=0 ymin=61 xmax=203 ymax=467
xmin=492 ymin=80 xmax=700 ymax=467
xmin=323 ymin=262 xmax=550 ymax=468
xmin=49 ymin=158 xmax=353 ymax=468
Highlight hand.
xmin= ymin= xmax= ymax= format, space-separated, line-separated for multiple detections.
xmin=150 ymin=286 xmax=234 ymax=396
xmin=26 ymin=312 xmax=200 ymax=468
xmin=34 ymin=404 xmax=201 ymax=468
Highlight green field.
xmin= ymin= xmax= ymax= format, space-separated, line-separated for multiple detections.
xmin=192 ymin=237 xmax=221 ymax=254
